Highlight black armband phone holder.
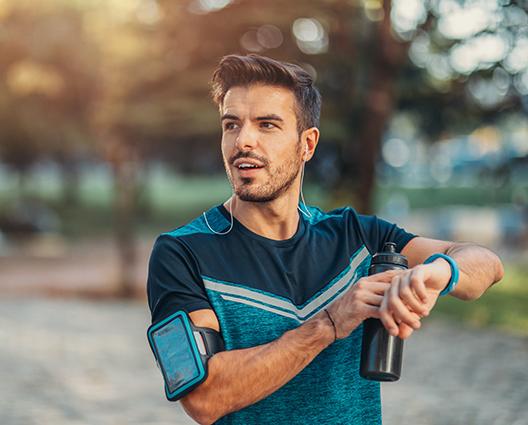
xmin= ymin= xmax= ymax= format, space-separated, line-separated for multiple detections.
xmin=147 ymin=310 xmax=225 ymax=401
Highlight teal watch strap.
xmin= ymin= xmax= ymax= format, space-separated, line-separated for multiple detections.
xmin=424 ymin=253 xmax=459 ymax=295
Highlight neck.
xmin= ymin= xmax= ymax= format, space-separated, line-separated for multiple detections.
xmin=226 ymin=193 xmax=301 ymax=241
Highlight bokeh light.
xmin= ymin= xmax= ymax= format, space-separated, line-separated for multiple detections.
xmin=135 ymin=0 xmax=163 ymax=26
xmin=189 ymin=0 xmax=233 ymax=15
xmin=503 ymin=35 xmax=528 ymax=74
xmin=450 ymin=33 xmax=509 ymax=74
xmin=382 ymin=138 xmax=411 ymax=168
xmin=391 ymin=0 xmax=427 ymax=34
xmin=257 ymin=25 xmax=283 ymax=49
xmin=240 ymin=25 xmax=283 ymax=52
xmin=292 ymin=18 xmax=328 ymax=55
xmin=437 ymin=5 xmax=501 ymax=40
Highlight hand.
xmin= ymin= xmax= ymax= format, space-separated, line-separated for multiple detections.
xmin=379 ymin=260 xmax=451 ymax=339
xmin=328 ymin=269 xmax=404 ymax=340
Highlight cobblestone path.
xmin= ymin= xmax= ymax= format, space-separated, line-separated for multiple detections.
xmin=1 ymin=299 xmax=527 ymax=425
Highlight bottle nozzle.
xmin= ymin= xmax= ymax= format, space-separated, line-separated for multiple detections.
xmin=384 ymin=242 xmax=397 ymax=253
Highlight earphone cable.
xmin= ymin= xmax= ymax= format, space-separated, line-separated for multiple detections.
xmin=203 ymin=197 xmax=234 ymax=235
xmin=298 ymin=149 xmax=312 ymax=218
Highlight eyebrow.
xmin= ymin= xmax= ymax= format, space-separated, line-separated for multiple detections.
xmin=256 ymin=114 xmax=284 ymax=122
xmin=220 ymin=113 xmax=284 ymax=122
xmin=221 ymin=114 xmax=239 ymax=122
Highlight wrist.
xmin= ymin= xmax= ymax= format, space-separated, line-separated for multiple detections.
xmin=324 ymin=310 xmax=337 ymax=342
xmin=307 ymin=310 xmax=337 ymax=347
xmin=424 ymin=253 xmax=459 ymax=295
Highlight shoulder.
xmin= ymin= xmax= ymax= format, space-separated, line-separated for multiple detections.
xmin=304 ymin=205 xmax=365 ymax=228
xmin=319 ymin=205 xmax=399 ymax=231
xmin=303 ymin=205 xmax=415 ymax=254
xmin=304 ymin=205 xmax=349 ymax=224
xmin=302 ymin=206 xmax=367 ymax=248
xmin=157 ymin=205 xmax=233 ymax=240
xmin=162 ymin=209 xmax=217 ymax=239
xmin=150 ymin=205 xmax=234 ymax=264
xmin=149 ymin=211 xmax=213 ymax=262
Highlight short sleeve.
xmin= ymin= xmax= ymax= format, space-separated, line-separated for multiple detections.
xmin=355 ymin=213 xmax=417 ymax=255
xmin=147 ymin=234 xmax=212 ymax=324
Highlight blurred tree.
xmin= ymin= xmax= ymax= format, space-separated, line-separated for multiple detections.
xmin=0 ymin=2 xmax=100 ymax=204
xmin=391 ymin=0 xmax=528 ymax=173
xmin=155 ymin=0 xmax=528 ymax=213
xmin=3 ymin=0 xmax=527 ymax=209
xmin=1 ymin=0 xmax=527 ymax=296
xmin=97 ymin=0 xmax=410 ymax=214
xmin=86 ymin=0 xmax=528 ymax=295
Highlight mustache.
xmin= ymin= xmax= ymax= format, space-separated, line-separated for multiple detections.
xmin=228 ymin=151 xmax=269 ymax=167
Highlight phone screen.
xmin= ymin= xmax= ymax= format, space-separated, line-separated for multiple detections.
xmin=152 ymin=316 xmax=201 ymax=394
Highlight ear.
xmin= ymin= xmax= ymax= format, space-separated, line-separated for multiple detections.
xmin=301 ymin=127 xmax=320 ymax=162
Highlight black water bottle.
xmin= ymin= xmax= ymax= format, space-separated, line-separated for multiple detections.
xmin=360 ymin=242 xmax=408 ymax=382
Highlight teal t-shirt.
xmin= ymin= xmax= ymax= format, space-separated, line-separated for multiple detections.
xmin=147 ymin=204 xmax=416 ymax=424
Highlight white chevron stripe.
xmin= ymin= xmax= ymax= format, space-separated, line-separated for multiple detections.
xmin=203 ymin=246 xmax=369 ymax=323
xmin=220 ymin=295 xmax=303 ymax=322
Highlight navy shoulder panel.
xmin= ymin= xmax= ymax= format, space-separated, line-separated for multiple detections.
xmin=162 ymin=206 xmax=229 ymax=238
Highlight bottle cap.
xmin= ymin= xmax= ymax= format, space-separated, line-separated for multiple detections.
xmin=371 ymin=242 xmax=408 ymax=269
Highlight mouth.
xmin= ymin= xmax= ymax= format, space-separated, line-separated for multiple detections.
xmin=237 ymin=162 xmax=263 ymax=170
xmin=228 ymin=152 xmax=269 ymax=180
xmin=232 ymin=159 xmax=265 ymax=178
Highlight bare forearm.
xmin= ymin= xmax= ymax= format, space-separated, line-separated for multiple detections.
xmin=387 ymin=238 xmax=505 ymax=338
xmin=402 ymin=238 xmax=504 ymax=300
xmin=181 ymin=312 xmax=334 ymax=424
xmin=446 ymin=242 xmax=504 ymax=300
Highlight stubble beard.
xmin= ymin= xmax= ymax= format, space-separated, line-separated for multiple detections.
xmin=225 ymin=141 xmax=303 ymax=203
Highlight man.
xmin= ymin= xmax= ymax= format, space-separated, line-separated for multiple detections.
xmin=147 ymin=54 xmax=503 ymax=424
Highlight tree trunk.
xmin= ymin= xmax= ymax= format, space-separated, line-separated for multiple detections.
xmin=59 ymin=158 xmax=80 ymax=206
xmin=113 ymin=159 xmax=137 ymax=298
xmin=355 ymin=1 xmax=410 ymax=214
xmin=103 ymin=132 xmax=139 ymax=299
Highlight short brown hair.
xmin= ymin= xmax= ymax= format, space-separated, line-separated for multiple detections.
xmin=211 ymin=54 xmax=321 ymax=133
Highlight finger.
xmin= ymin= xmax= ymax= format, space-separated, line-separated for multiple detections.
xmin=379 ymin=290 xmax=400 ymax=336
xmin=364 ymin=293 xmax=386 ymax=308
xmin=363 ymin=269 xmax=405 ymax=283
xmin=352 ymin=283 xmax=390 ymax=310
xmin=394 ymin=274 xmax=429 ymax=317
xmin=380 ymin=298 xmax=421 ymax=339
xmin=368 ymin=282 xmax=393 ymax=296
xmin=398 ymin=322 xmax=416 ymax=340
xmin=352 ymin=280 xmax=391 ymax=297
xmin=362 ymin=304 xmax=385 ymax=320
xmin=408 ymin=267 xmax=430 ymax=305
xmin=385 ymin=281 xmax=423 ymax=331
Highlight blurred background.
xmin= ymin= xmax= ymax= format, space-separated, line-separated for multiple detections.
xmin=1 ymin=0 xmax=528 ymax=423
xmin=1 ymin=0 xmax=527 ymax=329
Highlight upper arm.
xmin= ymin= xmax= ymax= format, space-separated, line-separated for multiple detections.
xmin=147 ymin=235 xmax=212 ymax=323
xmin=401 ymin=237 xmax=454 ymax=268
xmin=189 ymin=309 xmax=221 ymax=332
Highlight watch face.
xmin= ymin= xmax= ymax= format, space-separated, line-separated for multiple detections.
xmin=149 ymin=312 xmax=206 ymax=399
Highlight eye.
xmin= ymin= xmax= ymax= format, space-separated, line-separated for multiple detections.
xmin=261 ymin=122 xmax=276 ymax=129
xmin=224 ymin=122 xmax=238 ymax=131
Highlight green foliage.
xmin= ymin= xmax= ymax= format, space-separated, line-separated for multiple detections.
xmin=432 ymin=265 xmax=528 ymax=335
xmin=2 ymin=0 xmax=527 ymax=213
xmin=0 ymin=4 xmax=100 ymax=169
xmin=374 ymin=184 xmax=517 ymax=210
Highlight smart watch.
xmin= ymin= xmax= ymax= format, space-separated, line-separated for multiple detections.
xmin=147 ymin=310 xmax=225 ymax=401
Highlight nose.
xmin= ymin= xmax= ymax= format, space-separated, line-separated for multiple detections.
xmin=235 ymin=123 xmax=257 ymax=152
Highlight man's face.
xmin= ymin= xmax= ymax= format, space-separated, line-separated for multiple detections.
xmin=221 ymin=84 xmax=303 ymax=203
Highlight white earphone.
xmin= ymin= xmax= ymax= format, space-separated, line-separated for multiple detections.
xmin=299 ymin=146 xmax=312 ymax=218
